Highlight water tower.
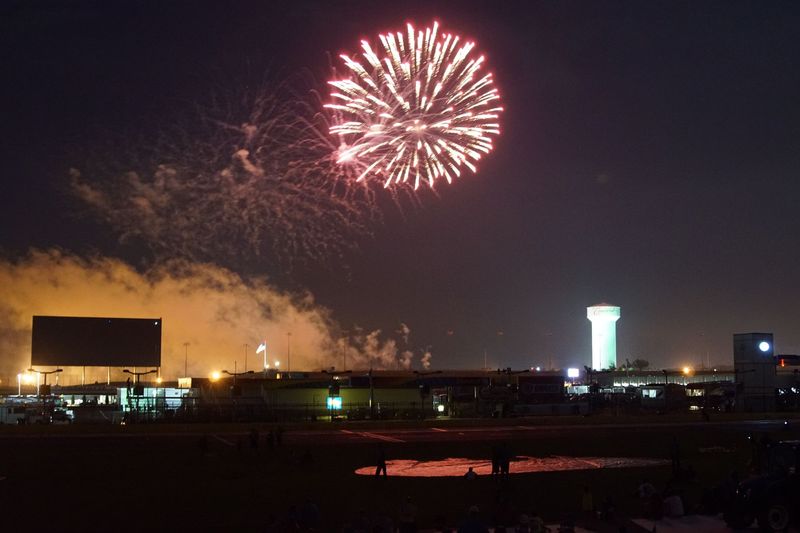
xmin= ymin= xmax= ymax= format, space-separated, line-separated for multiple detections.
xmin=587 ymin=304 xmax=621 ymax=370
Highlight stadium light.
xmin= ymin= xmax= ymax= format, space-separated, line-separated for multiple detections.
xmin=210 ymin=371 xmax=221 ymax=381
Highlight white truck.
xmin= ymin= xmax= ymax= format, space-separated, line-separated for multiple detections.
xmin=0 ymin=404 xmax=28 ymax=424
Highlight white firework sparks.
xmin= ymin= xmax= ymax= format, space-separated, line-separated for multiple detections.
xmin=327 ymin=21 xmax=503 ymax=190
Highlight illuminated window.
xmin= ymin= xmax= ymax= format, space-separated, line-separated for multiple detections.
xmin=326 ymin=396 xmax=342 ymax=410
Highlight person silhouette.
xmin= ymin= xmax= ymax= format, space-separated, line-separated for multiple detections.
xmin=375 ymin=445 xmax=388 ymax=477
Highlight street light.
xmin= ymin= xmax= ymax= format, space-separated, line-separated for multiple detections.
xmin=122 ymin=368 xmax=158 ymax=396
xmin=222 ymin=369 xmax=254 ymax=407
xmin=221 ymin=369 xmax=255 ymax=386
xmin=183 ymin=342 xmax=190 ymax=378
xmin=286 ymin=332 xmax=291 ymax=373
xmin=27 ymin=367 xmax=63 ymax=397
xmin=123 ymin=368 xmax=157 ymax=382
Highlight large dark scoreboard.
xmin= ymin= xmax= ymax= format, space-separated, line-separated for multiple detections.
xmin=31 ymin=316 xmax=162 ymax=367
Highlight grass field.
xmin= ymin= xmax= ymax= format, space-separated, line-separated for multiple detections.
xmin=0 ymin=416 xmax=796 ymax=531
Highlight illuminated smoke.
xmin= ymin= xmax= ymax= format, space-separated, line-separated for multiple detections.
xmin=0 ymin=250 xmax=426 ymax=381
xmin=327 ymin=21 xmax=503 ymax=190
xmin=397 ymin=322 xmax=411 ymax=344
xmin=421 ymin=349 xmax=432 ymax=369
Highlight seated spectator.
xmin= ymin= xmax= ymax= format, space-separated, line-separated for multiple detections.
xmin=398 ymin=496 xmax=418 ymax=533
xmin=493 ymin=497 xmax=514 ymax=530
xmin=529 ymin=511 xmax=547 ymax=533
xmin=458 ymin=505 xmax=489 ymax=533
xmin=464 ymin=466 xmax=478 ymax=480
xmin=299 ymin=498 xmax=320 ymax=530
xmin=433 ymin=513 xmax=453 ymax=533
xmin=516 ymin=513 xmax=531 ymax=532
xmin=662 ymin=489 xmax=684 ymax=518
xmin=580 ymin=486 xmax=594 ymax=515
xmin=599 ymin=495 xmax=615 ymax=521
xmin=637 ymin=478 xmax=656 ymax=499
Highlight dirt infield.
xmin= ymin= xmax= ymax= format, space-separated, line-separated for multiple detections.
xmin=0 ymin=417 xmax=795 ymax=530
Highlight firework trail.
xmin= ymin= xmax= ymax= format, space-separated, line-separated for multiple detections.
xmin=327 ymin=21 xmax=503 ymax=190
xmin=70 ymin=80 xmax=376 ymax=270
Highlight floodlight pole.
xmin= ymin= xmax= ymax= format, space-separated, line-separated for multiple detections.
xmin=368 ymin=368 xmax=374 ymax=419
xmin=27 ymin=367 xmax=63 ymax=397
xmin=287 ymin=332 xmax=292 ymax=375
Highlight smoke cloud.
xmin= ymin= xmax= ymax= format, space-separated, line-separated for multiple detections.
xmin=68 ymin=81 xmax=377 ymax=272
xmin=0 ymin=250 xmax=429 ymax=384
xmin=421 ymin=349 xmax=433 ymax=369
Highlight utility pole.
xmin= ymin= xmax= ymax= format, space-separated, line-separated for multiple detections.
xmin=243 ymin=344 xmax=249 ymax=373
xmin=183 ymin=342 xmax=189 ymax=378
xmin=287 ymin=332 xmax=292 ymax=374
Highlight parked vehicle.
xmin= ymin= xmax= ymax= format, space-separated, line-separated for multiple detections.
xmin=0 ymin=404 xmax=28 ymax=425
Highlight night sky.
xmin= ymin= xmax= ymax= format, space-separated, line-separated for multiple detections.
xmin=2 ymin=1 xmax=799 ymax=371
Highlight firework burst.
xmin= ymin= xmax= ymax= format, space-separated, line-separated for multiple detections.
xmin=327 ymin=21 xmax=503 ymax=190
